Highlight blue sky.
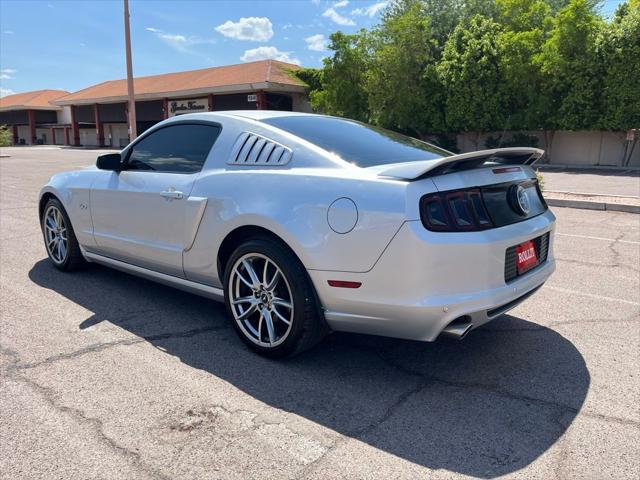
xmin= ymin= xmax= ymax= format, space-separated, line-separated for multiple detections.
xmin=0 ymin=0 xmax=626 ymax=97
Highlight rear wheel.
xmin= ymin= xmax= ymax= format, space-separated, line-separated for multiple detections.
xmin=41 ymin=198 xmax=85 ymax=271
xmin=224 ymin=237 xmax=326 ymax=358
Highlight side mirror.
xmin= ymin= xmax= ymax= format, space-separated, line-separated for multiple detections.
xmin=96 ymin=153 xmax=123 ymax=171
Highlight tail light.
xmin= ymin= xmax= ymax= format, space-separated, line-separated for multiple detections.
xmin=420 ymin=189 xmax=493 ymax=232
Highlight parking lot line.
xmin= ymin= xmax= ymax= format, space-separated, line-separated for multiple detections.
xmin=556 ymin=233 xmax=640 ymax=245
xmin=545 ymin=285 xmax=640 ymax=306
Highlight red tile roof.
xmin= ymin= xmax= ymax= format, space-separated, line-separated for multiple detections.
xmin=54 ymin=60 xmax=306 ymax=105
xmin=0 ymin=90 xmax=68 ymax=111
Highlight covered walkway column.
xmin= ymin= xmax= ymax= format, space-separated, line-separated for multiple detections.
xmin=71 ymin=106 xmax=80 ymax=146
xmin=12 ymin=125 xmax=18 ymax=145
xmin=162 ymin=98 xmax=169 ymax=119
xmin=208 ymin=94 xmax=214 ymax=111
xmin=256 ymin=91 xmax=266 ymax=110
xmin=28 ymin=110 xmax=37 ymax=144
xmin=94 ymin=104 xmax=104 ymax=147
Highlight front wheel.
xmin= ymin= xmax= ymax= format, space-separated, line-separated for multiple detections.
xmin=224 ymin=237 xmax=326 ymax=358
xmin=41 ymin=198 xmax=85 ymax=271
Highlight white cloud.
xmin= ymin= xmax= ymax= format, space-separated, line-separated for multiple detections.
xmin=3 ymin=30 xmax=14 ymax=34
xmin=334 ymin=0 xmax=349 ymax=7
xmin=240 ymin=46 xmax=301 ymax=65
xmin=159 ymin=33 xmax=187 ymax=43
xmin=0 ymin=88 xmax=15 ymax=97
xmin=311 ymin=0 xmax=321 ymax=4
xmin=351 ymin=1 xmax=388 ymax=17
xmin=0 ymin=69 xmax=16 ymax=80
xmin=305 ymin=34 xmax=327 ymax=52
xmin=322 ymin=7 xmax=355 ymax=25
xmin=215 ymin=17 xmax=273 ymax=42
xmin=146 ymin=28 xmax=215 ymax=53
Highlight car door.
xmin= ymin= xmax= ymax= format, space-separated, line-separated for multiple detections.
xmin=90 ymin=122 xmax=221 ymax=277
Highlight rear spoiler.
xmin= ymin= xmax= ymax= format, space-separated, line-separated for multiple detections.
xmin=370 ymin=147 xmax=545 ymax=180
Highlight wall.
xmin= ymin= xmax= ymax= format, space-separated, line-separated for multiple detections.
xmin=53 ymin=128 xmax=65 ymax=145
xmin=292 ymin=93 xmax=312 ymax=113
xmin=16 ymin=125 xmax=30 ymax=144
xmin=57 ymin=106 xmax=72 ymax=125
xmin=35 ymin=128 xmax=51 ymax=144
xmin=456 ymin=130 xmax=640 ymax=167
xmin=214 ymin=93 xmax=258 ymax=110
xmin=105 ymin=123 xmax=129 ymax=148
xmin=79 ymin=128 xmax=98 ymax=147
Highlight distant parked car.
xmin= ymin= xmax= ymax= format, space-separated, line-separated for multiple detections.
xmin=39 ymin=111 xmax=555 ymax=357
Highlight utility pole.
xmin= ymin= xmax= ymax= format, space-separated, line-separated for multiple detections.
xmin=124 ymin=0 xmax=137 ymax=140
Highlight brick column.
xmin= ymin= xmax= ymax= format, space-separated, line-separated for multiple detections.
xmin=12 ymin=125 xmax=18 ymax=145
xmin=256 ymin=91 xmax=266 ymax=110
xmin=50 ymin=127 xmax=55 ymax=145
xmin=208 ymin=94 xmax=214 ymax=111
xmin=94 ymin=104 xmax=104 ymax=147
xmin=162 ymin=98 xmax=169 ymax=119
xmin=71 ymin=105 xmax=80 ymax=146
xmin=28 ymin=110 xmax=37 ymax=144
xmin=64 ymin=127 xmax=70 ymax=146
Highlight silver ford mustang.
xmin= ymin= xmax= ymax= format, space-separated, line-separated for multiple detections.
xmin=39 ymin=111 xmax=555 ymax=357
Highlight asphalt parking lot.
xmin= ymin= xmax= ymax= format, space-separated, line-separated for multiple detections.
xmin=1 ymin=146 xmax=639 ymax=480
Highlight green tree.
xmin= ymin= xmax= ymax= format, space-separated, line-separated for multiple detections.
xmin=438 ymin=15 xmax=507 ymax=146
xmin=308 ymin=31 xmax=371 ymax=121
xmin=496 ymin=0 xmax=554 ymax=130
xmin=294 ymin=67 xmax=323 ymax=93
xmin=366 ymin=1 xmax=445 ymax=136
xmin=383 ymin=0 xmax=498 ymax=56
xmin=537 ymin=0 xmax=604 ymax=130
xmin=598 ymin=2 xmax=640 ymax=130
xmin=0 ymin=125 xmax=12 ymax=147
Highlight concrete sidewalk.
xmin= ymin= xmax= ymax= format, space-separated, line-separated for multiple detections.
xmin=537 ymin=167 xmax=640 ymax=213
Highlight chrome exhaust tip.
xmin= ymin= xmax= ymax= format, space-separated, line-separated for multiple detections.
xmin=440 ymin=316 xmax=473 ymax=340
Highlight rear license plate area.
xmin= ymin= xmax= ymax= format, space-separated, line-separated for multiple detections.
xmin=504 ymin=232 xmax=550 ymax=283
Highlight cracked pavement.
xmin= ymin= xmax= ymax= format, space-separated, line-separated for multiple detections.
xmin=1 ymin=146 xmax=639 ymax=479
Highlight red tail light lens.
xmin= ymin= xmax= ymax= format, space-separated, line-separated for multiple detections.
xmin=420 ymin=189 xmax=494 ymax=232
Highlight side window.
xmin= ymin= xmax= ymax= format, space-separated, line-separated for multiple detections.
xmin=126 ymin=124 xmax=220 ymax=173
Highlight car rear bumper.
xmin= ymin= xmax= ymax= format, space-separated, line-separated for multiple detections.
xmin=308 ymin=209 xmax=556 ymax=341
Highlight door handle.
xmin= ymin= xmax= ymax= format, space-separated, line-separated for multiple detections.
xmin=160 ymin=189 xmax=184 ymax=200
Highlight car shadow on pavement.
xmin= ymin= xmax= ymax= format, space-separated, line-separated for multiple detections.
xmin=29 ymin=259 xmax=590 ymax=478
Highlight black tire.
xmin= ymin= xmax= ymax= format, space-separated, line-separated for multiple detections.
xmin=223 ymin=236 xmax=327 ymax=358
xmin=41 ymin=197 xmax=86 ymax=271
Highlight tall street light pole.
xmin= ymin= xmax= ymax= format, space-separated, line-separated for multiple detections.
xmin=124 ymin=0 xmax=137 ymax=140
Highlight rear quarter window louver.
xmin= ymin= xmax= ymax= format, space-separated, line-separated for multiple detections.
xmin=227 ymin=132 xmax=292 ymax=166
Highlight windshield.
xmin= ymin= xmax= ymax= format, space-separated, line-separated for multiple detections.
xmin=261 ymin=116 xmax=450 ymax=168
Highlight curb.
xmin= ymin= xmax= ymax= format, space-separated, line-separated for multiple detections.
xmin=546 ymin=198 xmax=640 ymax=214
xmin=536 ymin=164 xmax=640 ymax=172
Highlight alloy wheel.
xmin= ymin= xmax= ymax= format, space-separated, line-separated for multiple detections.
xmin=228 ymin=253 xmax=294 ymax=347
xmin=43 ymin=205 xmax=68 ymax=264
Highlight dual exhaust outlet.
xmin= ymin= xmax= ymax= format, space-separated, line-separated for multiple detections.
xmin=440 ymin=316 xmax=473 ymax=340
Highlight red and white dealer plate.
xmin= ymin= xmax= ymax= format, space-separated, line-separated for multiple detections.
xmin=516 ymin=240 xmax=538 ymax=274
